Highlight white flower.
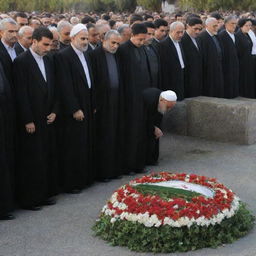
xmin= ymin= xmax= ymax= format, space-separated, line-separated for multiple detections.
xmin=110 ymin=218 xmax=116 ymax=223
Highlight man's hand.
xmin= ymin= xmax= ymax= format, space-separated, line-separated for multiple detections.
xmin=47 ymin=113 xmax=56 ymax=124
xmin=154 ymin=126 xmax=163 ymax=139
xmin=25 ymin=122 xmax=36 ymax=134
xmin=73 ymin=110 xmax=84 ymax=121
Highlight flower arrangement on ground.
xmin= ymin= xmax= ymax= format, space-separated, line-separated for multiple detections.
xmin=93 ymin=172 xmax=255 ymax=253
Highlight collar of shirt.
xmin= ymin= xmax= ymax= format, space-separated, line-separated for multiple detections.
xmin=187 ymin=31 xmax=198 ymax=42
xmin=1 ymin=39 xmax=16 ymax=61
xmin=248 ymin=29 xmax=256 ymax=55
xmin=1 ymin=39 xmax=15 ymax=51
xmin=30 ymin=47 xmax=43 ymax=61
xmin=206 ymin=29 xmax=214 ymax=37
xmin=169 ymin=35 xmax=179 ymax=45
xmin=19 ymin=42 xmax=28 ymax=51
xmin=226 ymin=30 xmax=235 ymax=42
xmin=71 ymin=43 xmax=84 ymax=57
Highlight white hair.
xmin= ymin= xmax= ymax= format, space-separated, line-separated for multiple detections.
xmin=0 ymin=18 xmax=17 ymax=30
xmin=169 ymin=21 xmax=184 ymax=32
xmin=104 ymin=30 xmax=120 ymax=40
xmin=117 ymin=24 xmax=129 ymax=34
xmin=57 ymin=20 xmax=72 ymax=32
xmin=205 ymin=17 xmax=217 ymax=26
xmin=70 ymin=16 xmax=79 ymax=25
xmin=18 ymin=25 xmax=33 ymax=37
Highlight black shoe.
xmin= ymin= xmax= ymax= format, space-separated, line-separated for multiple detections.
xmin=22 ymin=205 xmax=42 ymax=211
xmin=0 ymin=214 xmax=15 ymax=220
xmin=41 ymin=198 xmax=56 ymax=206
xmin=67 ymin=189 xmax=82 ymax=194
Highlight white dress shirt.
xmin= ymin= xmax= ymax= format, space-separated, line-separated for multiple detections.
xmin=248 ymin=30 xmax=256 ymax=55
xmin=2 ymin=39 xmax=17 ymax=61
xmin=169 ymin=35 xmax=185 ymax=69
xmin=71 ymin=44 xmax=91 ymax=89
xmin=30 ymin=48 xmax=47 ymax=82
xmin=187 ymin=31 xmax=199 ymax=50
xmin=226 ymin=30 xmax=235 ymax=43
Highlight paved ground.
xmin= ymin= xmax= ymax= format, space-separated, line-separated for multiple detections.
xmin=0 ymin=135 xmax=255 ymax=256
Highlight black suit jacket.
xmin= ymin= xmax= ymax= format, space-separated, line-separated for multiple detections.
xmin=181 ymin=31 xmax=203 ymax=97
xmin=218 ymin=30 xmax=239 ymax=98
xmin=197 ymin=30 xmax=224 ymax=97
xmin=14 ymin=42 xmax=25 ymax=56
xmin=55 ymin=45 xmax=93 ymax=116
xmin=13 ymin=50 xmax=58 ymax=125
xmin=158 ymin=36 xmax=185 ymax=100
xmin=0 ymin=40 xmax=14 ymax=87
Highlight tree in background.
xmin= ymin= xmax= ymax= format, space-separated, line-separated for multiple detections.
xmin=0 ymin=0 xmax=255 ymax=13
xmin=137 ymin=0 xmax=162 ymax=12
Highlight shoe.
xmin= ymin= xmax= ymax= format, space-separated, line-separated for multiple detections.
xmin=22 ymin=205 xmax=42 ymax=211
xmin=41 ymin=198 xmax=56 ymax=206
xmin=67 ymin=189 xmax=82 ymax=194
xmin=0 ymin=214 xmax=15 ymax=220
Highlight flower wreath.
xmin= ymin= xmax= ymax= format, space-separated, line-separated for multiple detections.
xmin=93 ymin=172 xmax=255 ymax=253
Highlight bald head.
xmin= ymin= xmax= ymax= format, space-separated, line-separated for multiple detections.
xmin=169 ymin=21 xmax=185 ymax=42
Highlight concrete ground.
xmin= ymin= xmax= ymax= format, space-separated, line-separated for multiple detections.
xmin=0 ymin=134 xmax=255 ymax=256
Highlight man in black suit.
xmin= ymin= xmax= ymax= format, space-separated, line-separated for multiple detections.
xmin=55 ymin=24 xmax=94 ymax=193
xmin=13 ymin=27 xmax=59 ymax=210
xmin=117 ymin=23 xmax=151 ymax=173
xmin=198 ymin=17 xmax=224 ymax=97
xmin=87 ymin=23 xmax=100 ymax=51
xmin=15 ymin=25 xmax=34 ymax=56
xmin=219 ymin=16 xmax=239 ymax=98
xmin=181 ymin=17 xmax=203 ymax=97
xmin=152 ymin=19 xmax=168 ymax=48
xmin=0 ymin=62 xmax=15 ymax=220
xmin=88 ymin=30 xmax=123 ymax=181
xmin=158 ymin=21 xmax=186 ymax=100
xmin=144 ymin=21 xmax=161 ymax=89
xmin=57 ymin=20 xmax=72 ymax=50
xmin=0 ymin=18 xmax=19 ymax=85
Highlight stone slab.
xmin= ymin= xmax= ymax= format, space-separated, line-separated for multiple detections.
xmin=162 ymin=101 xmax=187 ymax=136
xmin=164 ymin=96 xmax=256 ymax=145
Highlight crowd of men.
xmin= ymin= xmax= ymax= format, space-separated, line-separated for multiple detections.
xmin=0 ymin=10 xmax=256 ymax=220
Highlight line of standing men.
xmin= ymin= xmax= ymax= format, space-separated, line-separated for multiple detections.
xmin=0 ymin=18 xmax=175 ymax=220
xmin=1 ymin=13 xmax=256 ymax=220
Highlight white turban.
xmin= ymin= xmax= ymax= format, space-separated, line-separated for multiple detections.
xmin=160 ymin=90 xmax=177 ymax=101
xmin=70 ymin=23 xmax=87 ymax=37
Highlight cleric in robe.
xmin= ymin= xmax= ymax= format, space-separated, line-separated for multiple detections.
xmin=142 ymin=88 xmax=177 ymax=165
xmin=158 ymin=21 xmax=185 ymax=100
xmin=55 ymin=24 xmax=94 ymax=193
xmin=88 ymin=30 xmax=123 ymax=181
xmin=13 ymin=27 xmax=59 ymax=210
xmin=0 ymin=62 xmax=15 ymax=220
xmin=181 ymin=17 xmax=203 ymax=98
xmin=236 ymin=18 xmax=255 ymax=98
xmin=218 ymin=16 xmax=239 ymax=98
xmin=197 ymin=17 xmax=224 ymax=97
xmin=117 ymin=23 xmax=151 ymax=172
